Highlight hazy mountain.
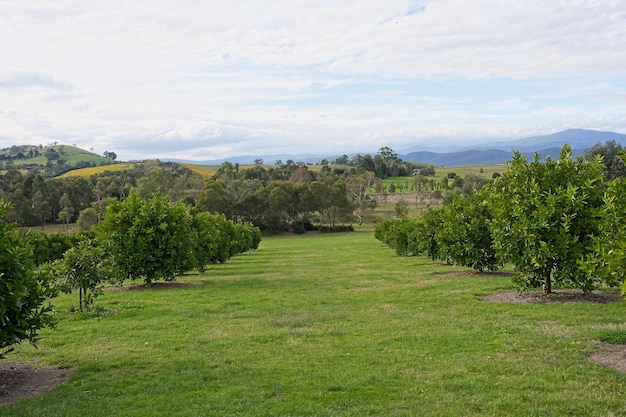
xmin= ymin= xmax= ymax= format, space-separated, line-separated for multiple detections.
xmin=400 ymin=129 xmax=626 ymax=166
xmin=465 ymin=129 xmax=626 ymax=152
xmin=163 ymin=129 xmax=625 ymax=167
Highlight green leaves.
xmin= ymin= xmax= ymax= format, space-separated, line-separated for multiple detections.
xmin=489 ymin=145 xmax=605 ymax=293
xmin=0 ymin=200 xmax=57 ymax=357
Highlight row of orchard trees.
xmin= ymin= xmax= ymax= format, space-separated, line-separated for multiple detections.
xmin=376 ymin=145 xmax=626 ymax=297
xmin=55 ymin=193 xmax=261 ymax=312
xmin=1 ymin=191 xmax=261 ymax=356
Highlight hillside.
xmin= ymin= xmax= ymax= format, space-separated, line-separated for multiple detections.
xmin=0 ymin=144 xmax=118 ymax=176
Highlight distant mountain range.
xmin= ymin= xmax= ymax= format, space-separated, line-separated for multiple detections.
xmin=166 ymin=129 xmax=626 ymax=167
xmin=399 ymin=129 xmax=626 ymax=166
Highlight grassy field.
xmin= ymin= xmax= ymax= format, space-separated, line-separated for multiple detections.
xmin=4 ymin=231 xmax=626 ymax=416
xmin=382 ymin=164 xmax=506 ymax=193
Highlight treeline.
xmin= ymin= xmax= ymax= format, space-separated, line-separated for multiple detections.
xmin=376 ymin=143 xmax=626 ymax=297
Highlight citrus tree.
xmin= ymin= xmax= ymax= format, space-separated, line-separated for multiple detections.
xmin=98 ymin=193 xmax=194 ymax=286
xmin=0 ymin=201 xmax=57 ymax=357
xmin=581 ymin=151 xmax=626 ymax=297
xmin=437 ymin=190 xmax=500 ymax=272
xmin=488 ymin=145 xmax=605 ymax=293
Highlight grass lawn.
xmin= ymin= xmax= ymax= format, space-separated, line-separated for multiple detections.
xmin=4 ymin=231 xmax=626 ymax=416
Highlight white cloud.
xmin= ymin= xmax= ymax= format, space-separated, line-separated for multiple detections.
xmin=0 ymin=0 xmax=625 ymax=160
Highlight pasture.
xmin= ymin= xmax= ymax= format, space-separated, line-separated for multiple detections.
xmin=3 ymin=231 xmax=626 ymax=416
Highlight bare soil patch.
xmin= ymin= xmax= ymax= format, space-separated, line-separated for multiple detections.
xmin=589 ymin=344 xmax=626 ymax=373
xmin=483 ymin=290 xmax=623 ymax=304
xmin=437 ymin=270 xmax=515 ymax=278
xmin=0 ymin=363 xmax=72 ymax=406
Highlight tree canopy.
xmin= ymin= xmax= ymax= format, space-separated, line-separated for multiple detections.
xmin=0 ymin=201 xmax=57 ymax=357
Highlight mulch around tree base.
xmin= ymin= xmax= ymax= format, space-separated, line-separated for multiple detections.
xmin=106 ymin=281 xmax=204 ymax=292
xmin=484 ymin=290 xmax=626 ymax=373
xmin=482 ymin=290 xmax=623 ymax=304
xmin=0 ymin=363 xmax=73 ymax=406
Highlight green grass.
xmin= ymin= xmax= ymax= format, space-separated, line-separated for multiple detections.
xmin=2 ymin=145 xmax=114 ymax=168
xmin=380 ymin=164 xmax=505 ymax=194
xmin=4 ymin=232 xmax=626 ymax=416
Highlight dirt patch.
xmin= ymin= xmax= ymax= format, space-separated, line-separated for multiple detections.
xmin=483 ymin=290 xmax=623 ymax=304
xmin=589 ymin=344 xmax=626 ymax=373
xmin=0 ymin=363 xmax=73 ymax=406
xmin=437 ymin=270 xmax=515 ymax=278
xmin=106 ymin=281 xmax=203 ymax=292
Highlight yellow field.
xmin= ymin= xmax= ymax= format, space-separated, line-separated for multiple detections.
xmin=58 ymin=163 xmax=138 ymax=178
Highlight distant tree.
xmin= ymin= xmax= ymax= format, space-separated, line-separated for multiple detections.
xmin=197 ymin=180 xmax=230 ymax=216
xmin=103 ymin=151 xmax=118 ymax=160
xmin=395 ymin=198 xmax=409 ymax=218
xmin=360 ymin=154 xmax=376 ymax=173
xmin=347 ymin=172 xmax=377 ymax=225
xmin=289 ymin=166 xmax=313 ymax=184
xmin=134 ymin=168 xmax=175 ymax=200
xmin=418 ymin=166 xmax=436 ymax=176
xmin=335 ymin=155 xmax=349 ymax=165
xmin=77 ymin=207 xmax=99 ymax=231
xmin=583 ymin=140 xmax=626 ymax=180
xmin=57 ymin=192 xmax=74 ymax=229
xmin=44 ymin=148 xmax=60 ymax=161
xmin=31 ymin=190 xmax=51 ymax=229
xmin=0 ymin=201 xmax=57 ymax=357
xmin=461 ymin=173 xmax=489 ymax=195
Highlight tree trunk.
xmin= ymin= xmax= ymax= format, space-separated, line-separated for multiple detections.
xmin=543 ymin=271 xmax=552 ymax=294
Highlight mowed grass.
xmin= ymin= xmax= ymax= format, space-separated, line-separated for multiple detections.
xmin=4 ymin=232 xmax=626 ymax=416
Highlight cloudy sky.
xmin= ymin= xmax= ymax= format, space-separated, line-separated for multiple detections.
xmin=1 ymin=1 xmax=625 ymax=161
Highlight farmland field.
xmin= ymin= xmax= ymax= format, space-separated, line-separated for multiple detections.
xmin=3 ymin=231 xmax=626 ymax=416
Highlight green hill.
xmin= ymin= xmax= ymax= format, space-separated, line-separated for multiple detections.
xmin=0 ymin=144 xmax=119 ymax=176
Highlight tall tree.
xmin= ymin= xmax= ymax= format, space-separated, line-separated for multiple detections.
xmin=347 ymin=172 xmax=377 ymax=225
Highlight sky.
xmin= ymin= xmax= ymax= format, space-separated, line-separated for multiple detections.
xmin=1 ymin=0 xmax=625 ymax=162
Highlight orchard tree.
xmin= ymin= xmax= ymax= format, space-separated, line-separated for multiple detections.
xmin=581 ymin=151 xmax=626 ymax=296
xmin=98 ymin=193 xmax=194 ymax=286
xmin=0 ymin=201 xmax=57 ymax=357
xmin=374 ymin=217 xmax=421 ymax=257
xmin=56 ymin=240 xmax=119 ymax=312
xmin=488 ymin=145 xmax=605 ymax=293
xmin=436 ymin=190 xmax=499 ymax=272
